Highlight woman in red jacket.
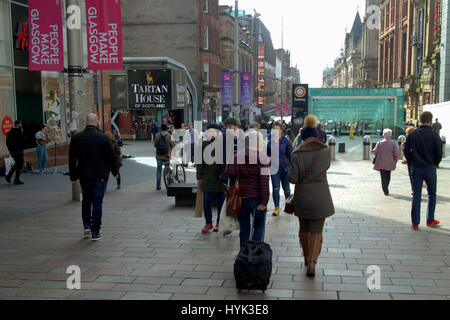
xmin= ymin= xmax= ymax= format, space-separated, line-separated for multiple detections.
xmin=227 ymin=131 xmax=270 ymax=247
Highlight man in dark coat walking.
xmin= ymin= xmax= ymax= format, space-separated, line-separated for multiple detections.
xmin=69 ymin=113 xmax=118 ymax=241
xmin=5 ymin=120 xmax=26 ymax=185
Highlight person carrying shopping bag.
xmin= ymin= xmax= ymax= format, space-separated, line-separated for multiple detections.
xmin=226 ymin=131 xmax=270 ymax=247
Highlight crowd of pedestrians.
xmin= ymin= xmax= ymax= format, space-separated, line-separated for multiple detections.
xmin=3 ymin=109 xmax=445 ymax=280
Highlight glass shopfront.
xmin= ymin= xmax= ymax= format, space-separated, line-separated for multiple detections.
xmin=0 ymin=0 xmax=103 ymax=156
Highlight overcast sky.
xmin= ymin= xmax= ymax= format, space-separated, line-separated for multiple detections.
xmin=219 ymin=0 xmax=367 ymax=87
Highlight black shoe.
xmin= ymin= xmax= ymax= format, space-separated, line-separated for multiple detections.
xmin=5 ymin=175 xmax=11 ymax=183
xmin=116 ymin=185 xmax=121 ymax=190
xmin=14 ymin=180 xmax=24 ymax=185
xmin=91 ymin=233 xmax=104 ymax=241
xmin=156 ymin=186 xmax=161 ymax=190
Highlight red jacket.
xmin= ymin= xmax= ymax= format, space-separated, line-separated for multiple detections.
xmin=226 ymin=147 xmax=270 ymax=207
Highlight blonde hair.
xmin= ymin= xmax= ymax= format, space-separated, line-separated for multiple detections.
xmin=406 ymin=126 xmax=415 ymax=135
xmin=304 ymin=114 xmax=318 ymax=128
xmin=383 ymin=128 xmax=392 ymax=139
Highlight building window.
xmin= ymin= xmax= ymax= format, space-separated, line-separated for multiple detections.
xmin=203 ymin=0 xmax=208 ymax=13
xmin=390 ymin=0 xmax=394 ymax=26
xmin=389 ymin=38 xmax=394 ymax=81
xmin=385 ymin=6 xmax=389 ymax=31
xmin=402 ymin=0 xmax=408 ymax=19
xmin=416 ymin=6 xmax=424 ymax=75
xmin=384 ymin=42 xmax=388 ymax=82
xmin=401 ymin=32 xmax=407 ymax=77
xmin=204 ymin=63 xmax=209 ymax=85
xmin=381 ymin=9 xmax=385 ymax=33
xmin=203 ymin=26 xmax=209 ymax=49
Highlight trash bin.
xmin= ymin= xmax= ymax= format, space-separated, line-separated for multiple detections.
xmin=338 ymin=143 xmax=345 ymax=153
xmin=363 ymin=136 xmax=371 ymax=160
xmin=328 ymin=136 xmax=336 ymax=160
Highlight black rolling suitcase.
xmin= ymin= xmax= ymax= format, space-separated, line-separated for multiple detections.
xmin=233 ymin=211 xmax=272 ymax=292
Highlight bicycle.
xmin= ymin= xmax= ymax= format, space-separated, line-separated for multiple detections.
xmin=163 ymin=154 xmax=186 ymax=188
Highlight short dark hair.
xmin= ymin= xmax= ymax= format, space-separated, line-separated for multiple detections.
xmin=420 ymin=111 xmax=433 ymax=124
xmin=207 ymin=123 xmax=220 ymax=131
xmin=14 ymin=120 xmax=21 ymax=127
xmin=161 ymin=124 xmax=168 ymax=131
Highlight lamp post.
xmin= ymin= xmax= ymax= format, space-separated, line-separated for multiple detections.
xmin=233 ymin=0 xmax=240 ymax=119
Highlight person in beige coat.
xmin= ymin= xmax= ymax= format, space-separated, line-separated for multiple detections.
xmin=288 ymin=115 xmax=335 ymax=277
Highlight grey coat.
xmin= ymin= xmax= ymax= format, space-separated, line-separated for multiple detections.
xmin=287 ymin=139 xmax=335 ymax=220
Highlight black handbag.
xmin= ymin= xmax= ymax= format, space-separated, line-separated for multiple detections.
xmin=372 ymin=156 xmax=377 ymax=164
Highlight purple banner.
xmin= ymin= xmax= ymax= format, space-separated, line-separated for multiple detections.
xmin=240 ymin=72 xmax=252 ymax=106
xmin=221 ymin=72 xmax=233 ymax=105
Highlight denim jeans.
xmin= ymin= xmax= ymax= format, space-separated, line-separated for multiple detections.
xmin=239 ymin=197 xmax=267 ymax=247
xmin=271 ymin=168 xmax=291 ymax=208
xmin=203 ymin=191 xmax=225 ymax=225
xmin=411 ymin=167 xmax=437 ymax=226
xmin=80 ymin=180 xmax=107 ymax=235
xmin=36 ymin=145 xmax=48 ymax=172
xmin=156 ymin=159 xmax=168 ymax=188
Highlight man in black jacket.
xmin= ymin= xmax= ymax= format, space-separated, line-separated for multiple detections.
xmin=69 ymin=113 xmax=118 ymax=241
xmin=5 ymin=120 xmax=25 ymax=185
xmin=404 ymin=111 xmax=443 ymax=230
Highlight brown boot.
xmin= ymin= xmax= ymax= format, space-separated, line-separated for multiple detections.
xmin=306 ymin=234 xmax=323 ymax=277
xmin=299 ymin=232 xmax=309 ymax=267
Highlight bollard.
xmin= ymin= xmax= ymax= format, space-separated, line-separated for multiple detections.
xmin=363 ymin=135 xmax=371 ymax=160
xmin=338 ymin=143 xmax=345 ymax=153
xmin=328 ymin=136 xmax=336 ymax=160
xmin=442 ymin=136 xmax=446 ymax=158
xmin=398 ymin=135 xmax=406 ymax=161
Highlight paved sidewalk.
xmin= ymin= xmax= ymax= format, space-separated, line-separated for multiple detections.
xmin=0 ymin=140 xmax=449 ymax=300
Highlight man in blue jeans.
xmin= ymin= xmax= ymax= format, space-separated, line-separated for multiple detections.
xmin=404 ymin=111 xmax=443 ymax=230
xmin=154 ymin=124 xmax=176 ymax=190
xmin=69 ymin=114 xmax=118 ymax=240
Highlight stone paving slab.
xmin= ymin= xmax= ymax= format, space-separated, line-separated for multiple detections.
xmin=0 ymin=139 xmax=449 ymax=300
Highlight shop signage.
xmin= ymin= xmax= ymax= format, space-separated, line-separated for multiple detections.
xmin=2 ymin=116 xmax=13 ymax=136
xmin=85 ymin=0 xmax=123 ymax=70
xmin=221 ymin=72 xmax=233 ymax=105
xmin=292 ymin=84 xmax=308 ymax=125
xmin=28 ymin=0 xmax=64 ymax=71
xmin=240 ymin=72 xmax=252 ymax=106
xmin=128 ymin=70 xmax=172 ymax=110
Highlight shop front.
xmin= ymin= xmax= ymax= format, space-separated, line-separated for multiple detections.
xmin=110 ymin=58 xmax=195 ymax=140
xmin=0 ymin=0 xmax=104 ymax=169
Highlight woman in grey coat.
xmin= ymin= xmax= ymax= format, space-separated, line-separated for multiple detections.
xmin=288 ymin=115 xmax=335 ymax=277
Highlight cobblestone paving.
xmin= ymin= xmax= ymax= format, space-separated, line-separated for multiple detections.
xmin=0 ymin=138 xmax=449 ymax=300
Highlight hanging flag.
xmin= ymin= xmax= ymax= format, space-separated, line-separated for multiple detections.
xmin=28 ymin=0 xmax=64 ymax=71
xmin=240 ymin=72 xmax=252 ymax=106
xmin=86 ymin=0 xmax=123 ymax=70
xmin=221 ymin=72 xmax=233 ymax=105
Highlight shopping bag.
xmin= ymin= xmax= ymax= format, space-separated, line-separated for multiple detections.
xmin=194 ymin=181 xmax=203 ymax=218
xmin=219 ymin=199 xmax=240 ymax=232
xmin=4 ymin=156 xmax=14 ymax=176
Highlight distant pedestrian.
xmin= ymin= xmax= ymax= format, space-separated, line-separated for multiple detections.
xmin=404 ymin=111 xmax=443 ymax=230
xmin=248 ymin=122 xmax=260 ymax=132
xmin=286 ymin=128 xmax=296 ymax=145
xmin=268 ymin=120 xmax=293 ymax=216
xmin=317 ymin=123 xmax=327 ymax=144
xmin=372 ymin=129 xmax=399 ymax=196
xmin=293 ymin=127 xmax=303 ymax=149
xmin=154 ymin=124 xmax=176 ymax=190
xmin=402 ymin=126 xmax=416 ymax=191
xmin=197 ymin=124 xmax=225 ymax=233
xmin=432 ymin=118 xmax=442 ymax=136
xmin=5 ymin=120 xmax=26 ymax=185
xmin=35 ymin=125 xmax=50 ymax=174
xmin=227 ymin=131 xmax=270 ymax=247
xmin=69 ymin=113 xmax=119 ymax=241
xmin=106 ymin=131 xmax=123 ymax=190
xmin=288 ymin=114 xmax=334 ymax=277
xmin=150 ymin=118 xmax=158 ymax=141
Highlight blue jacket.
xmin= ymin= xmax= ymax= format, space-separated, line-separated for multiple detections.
xmin=404 ymin=125 xmax=442 ymax=168
xmin=267 ymin=134 xmax=293 ymax=171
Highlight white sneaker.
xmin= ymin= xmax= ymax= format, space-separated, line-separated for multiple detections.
xmin=83 ymin=229 xmax=91 ymax=238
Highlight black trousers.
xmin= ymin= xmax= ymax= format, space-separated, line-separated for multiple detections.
xmin=380 ymin=170 xmax=391 ymax=195
xmin=7 ymin=152 xmax=24 ymax=182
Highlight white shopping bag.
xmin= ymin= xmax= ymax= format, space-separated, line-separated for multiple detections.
xmin=4 ymin=156 xmax=14 ymax=176
xmin=219 ymin=199 xmax=240 ymax=232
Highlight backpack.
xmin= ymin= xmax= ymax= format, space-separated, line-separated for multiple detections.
xmin=156 ymin=133 xmax=169 ymax=155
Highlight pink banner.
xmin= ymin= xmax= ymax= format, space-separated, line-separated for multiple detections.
xmin=28 ymin=0 xmax=64 ymax=71
xmin=86 ymin=0 xmax=123 ymax=70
